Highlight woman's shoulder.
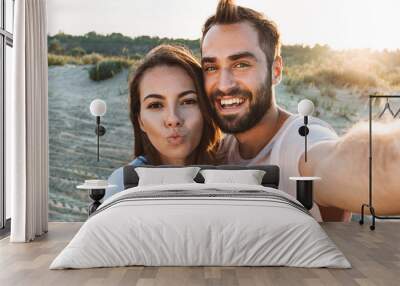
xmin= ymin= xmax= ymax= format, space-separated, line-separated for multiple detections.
xmin=105 ymin=156 xmax=148 ymax=199
xmin=109 ymin=156 xmax=148 ymax=178
xmin=129 ymin=155 xmax=148 ymax=166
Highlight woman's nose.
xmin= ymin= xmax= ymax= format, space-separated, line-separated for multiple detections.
xmin=165 ymin=109 xmax=183 ymax=128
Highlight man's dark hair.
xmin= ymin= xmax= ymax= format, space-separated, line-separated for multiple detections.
xmin=202 ymin=0 xmax=281 ymax=70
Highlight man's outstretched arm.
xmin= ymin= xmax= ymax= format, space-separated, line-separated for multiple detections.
xmin=299 ymin=120 xmax=400 ymax=215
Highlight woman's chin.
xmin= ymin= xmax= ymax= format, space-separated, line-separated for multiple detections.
xmin=160 ymin=146 xmax=193 ymax=164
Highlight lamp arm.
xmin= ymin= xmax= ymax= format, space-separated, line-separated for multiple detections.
xmin=304 ymin=116 xmax=308 ymax=162
xmin=298 ymin=116 xmax=309 ymax=162
xmin=97 ymin=116 xmax=100 ymax=162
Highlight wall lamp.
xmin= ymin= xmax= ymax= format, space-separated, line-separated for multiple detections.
xmin=90 ymin=99 xmax=107 ymax=161
xmin=298 ymin=99 xmax=314 ymax=162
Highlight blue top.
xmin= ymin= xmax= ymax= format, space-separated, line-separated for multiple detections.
xmin=105 ymin=155 xmax=148 ymax=199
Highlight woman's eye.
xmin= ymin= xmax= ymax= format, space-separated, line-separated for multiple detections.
xmin=181 ymin=99 xmax=197 ymax=105
xmin=147 ymin=102 xmax=163 ymax=109
xmin=234 ymin=62 xmax=250 ymax=69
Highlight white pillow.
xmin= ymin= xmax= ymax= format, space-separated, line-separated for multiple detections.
xmin=135 ymin=167 xmax=201 ymax=186
xmin=200 ymin=169 xmax=266 ymax=185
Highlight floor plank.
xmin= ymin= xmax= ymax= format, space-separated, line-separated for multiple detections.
xmin=0 ymin=222 xmax=399 ymax=286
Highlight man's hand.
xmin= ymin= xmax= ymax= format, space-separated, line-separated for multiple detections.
xmin=299 ymin=121 xmax=400 ymax=215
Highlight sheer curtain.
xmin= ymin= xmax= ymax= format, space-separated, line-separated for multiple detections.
xmin=6 ymin=0 xmax=49 ymax=242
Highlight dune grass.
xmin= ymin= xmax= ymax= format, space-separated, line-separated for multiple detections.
xmin=50 ymin=47 xmax=400 ymax=88
xmin=283 ymin=50 xmax=399 ymax=97
xmin=48 ymin=53 xmax=138 ymax=67
xmin=89 ymin=60 xmax=124 ymax=81
xmin=49 ymin=53 xmax=140 ymax=81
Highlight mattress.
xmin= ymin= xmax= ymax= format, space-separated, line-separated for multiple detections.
xmin=50 ymin=183 xmax=351 ymax=269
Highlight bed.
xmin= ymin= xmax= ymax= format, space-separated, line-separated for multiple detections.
xmin=50 ymin=165 xmax=350 ymax=269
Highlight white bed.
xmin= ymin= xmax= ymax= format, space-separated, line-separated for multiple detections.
xmin=50 ymin=183 xmax=351 ymax=269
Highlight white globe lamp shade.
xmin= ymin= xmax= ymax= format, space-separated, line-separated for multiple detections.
xmin=90 ymin=99 xmax=107 ymax=117
xmin=298 ymin=99 xmax=314 ymax=116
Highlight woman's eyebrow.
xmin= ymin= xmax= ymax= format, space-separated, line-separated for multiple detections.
xmin=178 ymin=90 xmax=196 ymax=98
xmin=143 ymin=94 xmax=164 ymax=101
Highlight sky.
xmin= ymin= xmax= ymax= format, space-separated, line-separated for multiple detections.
xmin=47 ymin=0 xmax=400 ymax=50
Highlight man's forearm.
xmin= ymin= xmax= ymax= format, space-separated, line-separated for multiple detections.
xmin=300 ymin=121 xmax=400 ymax=215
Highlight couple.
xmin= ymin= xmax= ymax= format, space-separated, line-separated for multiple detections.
xmin=106 ymin=0 xmax=342 ymax=221
xmin=108 ymin=0 xmax=400 ymax=221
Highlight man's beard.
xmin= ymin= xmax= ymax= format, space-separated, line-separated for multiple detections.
xmin=209 ymin=75 xmax=272 ymax=134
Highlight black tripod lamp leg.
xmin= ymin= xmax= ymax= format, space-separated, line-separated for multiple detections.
xmin=359 ymin=204 xmax=366 ymax=225
xmin=370 ymin=206 xmax=376 ymax=231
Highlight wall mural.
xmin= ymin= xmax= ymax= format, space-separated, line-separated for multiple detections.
xmin=47 ymin=0 xmax=400 ymax=221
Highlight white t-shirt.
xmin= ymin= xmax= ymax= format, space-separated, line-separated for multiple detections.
xmin=219 ymin=114 xmax=338 ymax=220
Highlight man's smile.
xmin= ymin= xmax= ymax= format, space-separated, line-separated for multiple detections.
xmin=215 ymin=95 xmax=248 ymax=115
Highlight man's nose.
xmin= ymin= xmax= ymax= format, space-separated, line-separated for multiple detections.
xmin=165 ymin=108 xmax=183 ymax=128
xmin=217 ymin=69 xmax=236 ymax=94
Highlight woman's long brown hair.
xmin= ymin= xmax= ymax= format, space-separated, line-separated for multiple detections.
xmin=129 ymin=45 xmax=221 ymax=165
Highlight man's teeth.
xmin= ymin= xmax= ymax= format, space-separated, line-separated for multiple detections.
xmin=220 ymin=98 xmax=245 ymax=107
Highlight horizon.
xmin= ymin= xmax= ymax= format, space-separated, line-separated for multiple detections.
xmin=47 ymin=31 xmax=400 ymax=53
xmin=47 ymin=0 xmax=400 ymax=51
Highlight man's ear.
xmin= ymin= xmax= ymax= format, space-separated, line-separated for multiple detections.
xmin=271 ymin=56 xmax=283 ymax=85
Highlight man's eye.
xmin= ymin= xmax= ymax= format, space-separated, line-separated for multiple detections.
xmin=147 ymin=102 xmax=163 ymax=109
xmin=182 ymin=99 xmax=197 ymax=105
xmin=204 ymin=66 xmax=217 ymax=73
xmin=234 ymin=62 xmax=250 ymax=68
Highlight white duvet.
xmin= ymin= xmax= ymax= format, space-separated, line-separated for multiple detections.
xmin=50 ymin=183 xmax=351 ymax=269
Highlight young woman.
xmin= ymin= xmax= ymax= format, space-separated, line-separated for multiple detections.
xmin=106 ymin=45 xmax=221 ymax=197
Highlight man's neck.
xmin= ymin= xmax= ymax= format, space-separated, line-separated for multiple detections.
xmin=235 ymin=106 xmax=291 ymax=160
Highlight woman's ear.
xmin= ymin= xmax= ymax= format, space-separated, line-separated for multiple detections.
xmin=271 ymin=56 xmax=283 ymax=85
xmin=138 ymin=115 xmax=146 ymax=133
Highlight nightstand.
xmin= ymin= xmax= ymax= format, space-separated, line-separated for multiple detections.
xmin=77 ymin=180 xmax=116 ymax=215
xmin=289 ymin=177 xmax=321 ymax=210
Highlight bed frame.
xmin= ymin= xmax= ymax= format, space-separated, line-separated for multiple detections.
xmin=123 ymin=165 xmax=280 ymax=190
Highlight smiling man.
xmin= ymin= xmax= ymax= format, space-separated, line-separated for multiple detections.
xmin=201 ymin=0 xmax=400 ymax=221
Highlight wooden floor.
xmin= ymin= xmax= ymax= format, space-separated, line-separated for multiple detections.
xmin=0 ymin=222 xmax=399 ymax=286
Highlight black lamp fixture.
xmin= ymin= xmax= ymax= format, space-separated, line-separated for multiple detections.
xmin=290 ymin=99 xmax=319 ymax=211
xmin=297 ymin=99 xmax=315 ymax=162
xmin=89 ymin=99 xmax=107 ymax=161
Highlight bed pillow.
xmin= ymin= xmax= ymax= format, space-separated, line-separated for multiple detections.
xmin=200 ymin=169 xmax=266 ymax=185
xmin=135 ymin=167 xmax=201 ymax=186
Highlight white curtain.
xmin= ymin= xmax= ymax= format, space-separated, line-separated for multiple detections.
xmin=6 ymin=0 xmax=49 ymax=242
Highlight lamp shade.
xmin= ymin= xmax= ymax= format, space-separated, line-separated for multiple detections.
xmin=298 ymin=99 xmax=314 ymax=116
xmin=90 ymin=99 xmax=107 ymax=117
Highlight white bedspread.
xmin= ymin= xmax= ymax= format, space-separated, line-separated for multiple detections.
xmin=50 ymin=183 xmax=351 ymax=269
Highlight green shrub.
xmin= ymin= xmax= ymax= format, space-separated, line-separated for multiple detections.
xmin=68 ymin=47 xmax=86 ymax=57
xmin=89 ymin=60 xmax=123 ymax=81
xmin=335 ymin=105 xmax=356 ymax=120
xmin=318 ymin=85 xmax=336 ymax=98
xmin=283 ymin=77 xmax=304 ymax=94
xmin=48 ymin=54 xmax=66 ymax=66
xmin=65 ymin=56 xmax=82 ymax=65
xmin=130 ymin=53 xmax=143 ymax=60
xmin=48 ymin=54 xmax=84 ymax=66
xmin=48 ymin=39 xmax=64 ymax=55
xmin=303 ymin=68 xmax=378 ymax=89
xmin=388 ymin=73 xmax=400 ymax=87
xmin=82 ymin=53 xmax=104 ymax=65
